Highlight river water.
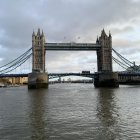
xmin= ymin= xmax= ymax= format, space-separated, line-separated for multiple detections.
xmin=0 ymin=84 xmax=140 ymax=140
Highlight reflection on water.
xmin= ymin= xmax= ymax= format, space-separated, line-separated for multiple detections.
xmin=28 ymin=89 xmax=48 ymax=140
xmin=96 ymin=88 xmax=120 ymax=139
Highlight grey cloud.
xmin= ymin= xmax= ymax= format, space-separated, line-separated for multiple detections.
xmin=110 ymin=26 xmax=134 ymax=35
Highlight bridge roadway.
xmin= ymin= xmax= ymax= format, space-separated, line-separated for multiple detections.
xmin=45 ymin=43 xmax=101 ymax=51
xmin=1 ymin=72 xmax=140 ymax=78
xmin=0 ymin=73 xmax=95 ymax=79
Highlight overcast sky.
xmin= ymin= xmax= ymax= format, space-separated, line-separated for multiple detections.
xmin=0 ymin=0 xmax=140 ymax=73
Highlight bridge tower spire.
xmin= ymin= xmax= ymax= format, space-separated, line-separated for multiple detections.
xmin=32 ymin=28 xmax=46 ymax=72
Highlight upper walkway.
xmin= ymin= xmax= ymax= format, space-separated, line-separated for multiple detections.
xmin=45 ymin=43 xmax=101 ymax=51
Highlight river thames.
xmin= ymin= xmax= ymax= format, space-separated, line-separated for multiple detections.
xmin=0 ymin=84 xmax=140 ymax=140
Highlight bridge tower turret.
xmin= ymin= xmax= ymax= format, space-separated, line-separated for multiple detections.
xmin=97 ymin=29 xmax=112 ymax=72
xmin=32 ymin=28 xmax=46 ymax=72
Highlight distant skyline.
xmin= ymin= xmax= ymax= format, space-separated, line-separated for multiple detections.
xmin=0 ymin=0 xmax=140 ymax=73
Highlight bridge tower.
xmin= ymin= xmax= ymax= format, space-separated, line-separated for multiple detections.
xmin=32 ymin=29 xmax=45 ymax=72
xmin=96 ymin=29 xmax=112 ymax=72
xmin=95 ymin=29 xmax=119 ymax=87
xmin=28 ymin=29 xmax=48 ymax=89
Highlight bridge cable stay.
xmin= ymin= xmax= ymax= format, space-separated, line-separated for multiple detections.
xmin=112 ymin=48 xmax=134 ymax=66
xmin=112 ymin=56 xmax=129 ymax=70
xmin=0 ymin=48 xmax=32 ymax=69
xmin=0 ymin=53 xmax=32 ymax=74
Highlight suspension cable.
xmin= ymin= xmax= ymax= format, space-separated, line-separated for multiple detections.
xmin=0 ymin=47 xmax=32 ymax=69
xmin=112 ymin=48 xmax=134 ymax=66
xmin=112 ymin=56 xmax=130 ymax=68
xmin=2 ymin=54 xmax=32 ymax=74
xmin=112 ymin=56 xmax=128 ymax=70
xmin=1 ymin=54 xmax=32 ymax=74
xmin=0 ymin=49 xmax=32 ymax=72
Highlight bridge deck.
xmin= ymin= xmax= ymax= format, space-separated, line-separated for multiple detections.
xmin=45 ymin=43 xmax=101 ymax=51
xmin=1 ymin=72 xmax=140 ymax=78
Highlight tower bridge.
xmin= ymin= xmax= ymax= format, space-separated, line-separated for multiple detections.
xmin=28 ymin=28 xmax=119 ymax=88
xmin=1 ymin=28 xmax=138 ymax=88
